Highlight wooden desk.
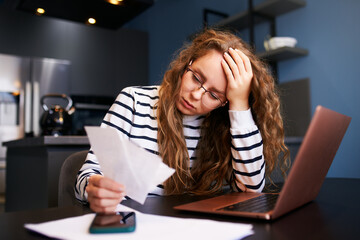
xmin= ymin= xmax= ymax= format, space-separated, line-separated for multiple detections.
xmin=0 ymin=178 xmax=359 ymax=239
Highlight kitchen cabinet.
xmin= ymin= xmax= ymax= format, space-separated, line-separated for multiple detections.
xmin=3 ymin=136 xmax=89 ymax=212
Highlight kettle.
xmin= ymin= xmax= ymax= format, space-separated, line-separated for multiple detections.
xmin=40 ymin=94 xmax=75 ymax=136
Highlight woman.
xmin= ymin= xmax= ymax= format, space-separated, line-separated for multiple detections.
xmin=75 ymin=29 xmax=289 ymax=213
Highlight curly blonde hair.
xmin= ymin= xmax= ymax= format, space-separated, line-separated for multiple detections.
xmin=156 ymin=29 xmax=289 ymax=195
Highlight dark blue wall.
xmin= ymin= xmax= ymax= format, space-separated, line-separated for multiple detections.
xmin=125 ymin=0 xmax=360 ymax=179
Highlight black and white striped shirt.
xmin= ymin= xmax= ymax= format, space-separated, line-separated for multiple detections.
xmin=75 ymin=86 xmax=265 ymax=202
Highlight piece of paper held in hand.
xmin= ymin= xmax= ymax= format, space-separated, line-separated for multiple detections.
xmin=85 ymin=126 xmax=175 ymax=204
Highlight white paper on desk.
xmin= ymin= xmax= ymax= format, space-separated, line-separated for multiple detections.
xmin=84 ymin=126 xmax=175 ymax=204
xmin=25 ymin=204 xmax=254 ymax=240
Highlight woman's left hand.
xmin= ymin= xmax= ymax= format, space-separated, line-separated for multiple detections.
xmin=221 ymin=48 xmax=253 ymax=111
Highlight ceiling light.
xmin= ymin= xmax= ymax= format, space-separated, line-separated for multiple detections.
xmin=36 ymin=8 xmax=45 ymax=15
xmin=88 ymin=18 xmax=96 ymax=25
xmin=105 ymin=0 xmax=124 ymax=6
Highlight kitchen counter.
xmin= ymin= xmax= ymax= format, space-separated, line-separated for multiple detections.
xmin=4 ymin=136 xmax=90 ymax=212
xmin=285 ymin=136 xmax=303 ymax=144
xmin=3 ymin=136 xmax=303 ymax=212
xmin=3 ymin=135 xmax=301 ymax=147
xmin=3 ymin=135 xmax=89 ymax=147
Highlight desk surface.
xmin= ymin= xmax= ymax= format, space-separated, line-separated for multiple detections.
xmin=1 ymin=178 xmax=360 ymax=240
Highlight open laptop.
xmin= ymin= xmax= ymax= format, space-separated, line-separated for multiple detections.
xmin=174 ymin=106 xmax=351 ymax=220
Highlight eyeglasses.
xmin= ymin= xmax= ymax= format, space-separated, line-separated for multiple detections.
xmin=186 ymin=67 xmax=227 ymax=108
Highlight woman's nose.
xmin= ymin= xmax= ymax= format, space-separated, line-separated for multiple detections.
xmin=191 ymin=87 xmax=204 ymax=100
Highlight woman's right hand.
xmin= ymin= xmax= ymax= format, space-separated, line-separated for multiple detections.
xmin=86 ymin=174 xmax=126 ymax=213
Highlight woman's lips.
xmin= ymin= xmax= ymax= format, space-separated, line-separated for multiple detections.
xmin=182 ymin=98 xmax=195 ymax=110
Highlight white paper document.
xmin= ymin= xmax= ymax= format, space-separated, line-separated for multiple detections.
xmin=84 ymin=126 xmax=175 ymax=204
xmin=25 ymin=204 xmax=253 ymax=240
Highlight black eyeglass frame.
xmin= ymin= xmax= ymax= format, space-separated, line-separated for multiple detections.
xmin=186 ymin=67 xmax=228 ymax=108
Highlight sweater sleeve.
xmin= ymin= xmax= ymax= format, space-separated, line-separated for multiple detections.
xmin=74 ymin=87 xmax=136 ymax=203
xmin=229 ymin=108 xmax=265 ymax=193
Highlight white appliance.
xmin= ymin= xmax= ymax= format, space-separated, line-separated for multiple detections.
xmin=0 ymin=53 xmax=71 ymax=194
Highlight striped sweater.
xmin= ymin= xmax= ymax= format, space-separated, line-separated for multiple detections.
xmin=75 ymin=86 xmax=265 ymax=202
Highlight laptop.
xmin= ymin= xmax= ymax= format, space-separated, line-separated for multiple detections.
xmin=174 ymin=106 xmax=351 ymax=220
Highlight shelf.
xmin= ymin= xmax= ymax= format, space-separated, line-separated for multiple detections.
xmin=255 ymin=0 xmax=306 ymax=16
xmin=256 ymin=47 xmax=308 ymax=61
xmin=215 ymin=0 xmax=306 ymax=30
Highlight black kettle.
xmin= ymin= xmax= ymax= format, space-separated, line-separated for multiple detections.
xmin=40 ymin=94 xmax=75 ymax=136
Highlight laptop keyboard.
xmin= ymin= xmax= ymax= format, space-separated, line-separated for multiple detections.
xmin=217 ymin=194 xmax=279 ymax=213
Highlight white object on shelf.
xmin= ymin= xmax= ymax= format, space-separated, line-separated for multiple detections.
xmin=264 ymin=37 xmax=297 ymax=51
